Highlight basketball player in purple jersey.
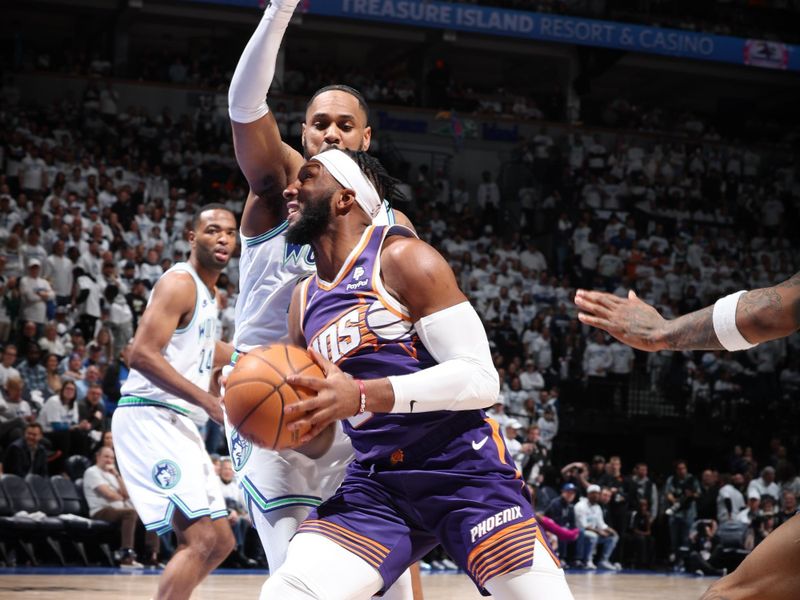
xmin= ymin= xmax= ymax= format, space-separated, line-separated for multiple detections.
xmin=228 ymin=1 xmax=419 ymax=597
xmin=257 ymin=148 xmax=574 ymax=599
xmin=575 ymin=278 xmax=800 ymax=600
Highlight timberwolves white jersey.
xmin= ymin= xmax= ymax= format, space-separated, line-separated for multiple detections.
xmin=232 ymin=201 xmax=395 ymax=351
xmin=120 ymin=262 xmax=219 ymax=425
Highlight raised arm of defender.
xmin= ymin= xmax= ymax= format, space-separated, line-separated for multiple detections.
xmin=285 ymin=236 xmax=499 ymax=444
xmin=228 ymin=0 xmax=305 ymax=235
xmin=574 ymin=271 xmax=800 ymax=352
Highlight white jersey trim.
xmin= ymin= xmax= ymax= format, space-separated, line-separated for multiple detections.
xmin=242 ymin=220 xmax=289 ymax=248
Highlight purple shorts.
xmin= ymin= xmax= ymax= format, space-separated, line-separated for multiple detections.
xmin=296 ymin=415 xmax=560 ymax=595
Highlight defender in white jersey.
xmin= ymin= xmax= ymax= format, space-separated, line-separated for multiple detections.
xmin=227 ymin=2 xmax=421 ymax=598
xmin=112 ymin=205 xmax=237 ymax=600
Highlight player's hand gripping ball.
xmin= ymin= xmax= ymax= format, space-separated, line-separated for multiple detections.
xmin=223 ymin=344 xmax=324 ymax=450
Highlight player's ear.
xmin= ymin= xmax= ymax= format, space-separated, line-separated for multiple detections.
xmin=301 ymin=122 xmax=306 ymax=149
xmin=337 ymin=188 xmax=357 ymax=214
xmin=361 ymin=126 xmax=372 ymax=152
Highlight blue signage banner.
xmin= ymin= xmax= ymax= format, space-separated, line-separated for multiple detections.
xmin=184 ymin=0 xmax=800 ymax=71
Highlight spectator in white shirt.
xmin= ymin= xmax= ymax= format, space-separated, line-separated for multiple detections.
xmin=717 ymin=473 xmax=747 ymax=522
xmin=19 ymin=259 xmax=54 ymax=330
xmin=0 ymin=344 xmax=20 ymax=387
xmin=46 ymin=239 xmax=74 ymax=304
xmin=502 ymin=419 xmax=528 ymax=470
xmin=83 ymin=446 xmax=159 ymax=567
xmin=78 ymin=239 xmax=104 ymax=280
xmin=748 ymin=467 xmax=781 ymax=503
xmin=583 ymin=332 xmax=612 ymax=378
xmin=520 ymin=360 xmax=546 ymax=393
xmin=519 ymin=242 xmax=547 ymax=272
xmin=20 ymin=147 xmax=47 ymax=193
xmin=20 ymin=229 xmax=48 ymax=267
xmin=1 ymin=376 xmax=33 ymax=425
xmin=597 ymin=245 xmax=624 ymax=282
xmin=736 ymin=493 xmax=762 ymax=525
xmin=536 ymin=406 xmax=559 ymax=450
xmin=75 ymin=267 xmax=102 ymax=341
xmin=139 ymin=248 xmax=164 ymax=287
xmin=584 ymin=332 xmax=614 ymax=408
xmin=574 ymin=484 xmax=619 ymax=570
xmin=38 ymin=324 xmax=66 ymax=358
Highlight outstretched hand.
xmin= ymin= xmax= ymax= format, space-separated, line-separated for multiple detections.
xmin=284 ymin=350 xmax=360 ymax=444
xmin=574 ymin=289 xmax=667 ymax=352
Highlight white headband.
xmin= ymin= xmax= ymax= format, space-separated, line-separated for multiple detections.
xmin=311 ymin=149 xmax=381 ymax=218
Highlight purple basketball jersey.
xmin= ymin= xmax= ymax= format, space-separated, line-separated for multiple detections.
xmin=300 ymin=225 xmax=482 ymax=464
xmin=295 ymin=225 xmax=556 ymax=595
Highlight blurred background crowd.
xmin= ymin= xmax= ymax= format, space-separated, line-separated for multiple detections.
xmin=0 ymin=0 xmax=798 ymax=574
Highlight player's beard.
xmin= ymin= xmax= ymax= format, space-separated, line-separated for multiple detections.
xmin=286 ymin=196 xmax=332 ymax=246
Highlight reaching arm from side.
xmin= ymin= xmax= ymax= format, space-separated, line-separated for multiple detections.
xmin=574 ymin=271 xmax=800 ymax=352
xmin=228 ymin=0 xmax=305 ymax=236
xmin=127 ymin=272 xmax=223 ymax=423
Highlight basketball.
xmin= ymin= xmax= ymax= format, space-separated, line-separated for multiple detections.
xmin=223 ymin=344 xmax=324 ymax=450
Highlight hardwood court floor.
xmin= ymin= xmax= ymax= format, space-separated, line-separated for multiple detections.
xmin=0 ymin=570 xmax=714 ymax=599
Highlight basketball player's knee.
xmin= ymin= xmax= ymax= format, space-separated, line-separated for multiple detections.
xmin=188 ymin=522 xmax=232 ymax=563
xmin=213 ymin=523 xmax=237 ymax=559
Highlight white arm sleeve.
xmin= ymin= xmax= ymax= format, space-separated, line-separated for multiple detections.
xmin=388 ymin=302 xmax=499 ymax=413
xmin=228 ymin=0 xmax=300 ymax=123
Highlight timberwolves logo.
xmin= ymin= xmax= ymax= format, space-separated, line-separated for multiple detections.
xmin=152 ymin=460 xmax=181 ymax=489
xmin=229 ymin=428 xmax=252 ymax=471
xmin=284 ymin=242 xmax=316 ymax=267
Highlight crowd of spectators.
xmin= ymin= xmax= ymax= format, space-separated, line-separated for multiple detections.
xmin=511 ymin=444 xmax=800 ymax=573
xmin=0 ymin=67 xmax=798 ymax=571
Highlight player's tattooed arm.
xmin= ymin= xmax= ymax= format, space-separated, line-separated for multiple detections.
xmin=574 ymin=289 xmax=719 ymax=352
xmin=576 ymin=270 xmax=800 ymax=352
xmin=660 ymin=305 xmax=721 ymax=351
xmin=736 ymin=270 xmax=800 ymax=344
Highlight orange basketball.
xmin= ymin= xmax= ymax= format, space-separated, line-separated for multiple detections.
xmin=223 ymin=344 xmax=324 ymax=450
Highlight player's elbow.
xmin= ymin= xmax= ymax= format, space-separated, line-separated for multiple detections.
xmin=127 ymin=343 xmax=153 ymax=373
xmin=462 ymin=359 xmax=499 ymax=409
xmin=744 ymin=308 xmax=798 ymax=343
xmin=481 ymin=364 xmax=500 ymax=406
xmin=250 ymin=175 xmax=287 ymax=204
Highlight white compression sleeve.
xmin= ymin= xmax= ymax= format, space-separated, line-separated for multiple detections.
xmin=228 ymin=0 xmax=299 ymax=123
xmin=388 ymin=302 xmax=499 ymax=413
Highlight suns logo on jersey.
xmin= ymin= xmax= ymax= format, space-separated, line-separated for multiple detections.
xmin=284 ymin=242 xmax=315 ymax=266
xmin=309 ymin=304 xmax=375 ymax=363
xmin=307 ymin=298 xmax=417 ymax=364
